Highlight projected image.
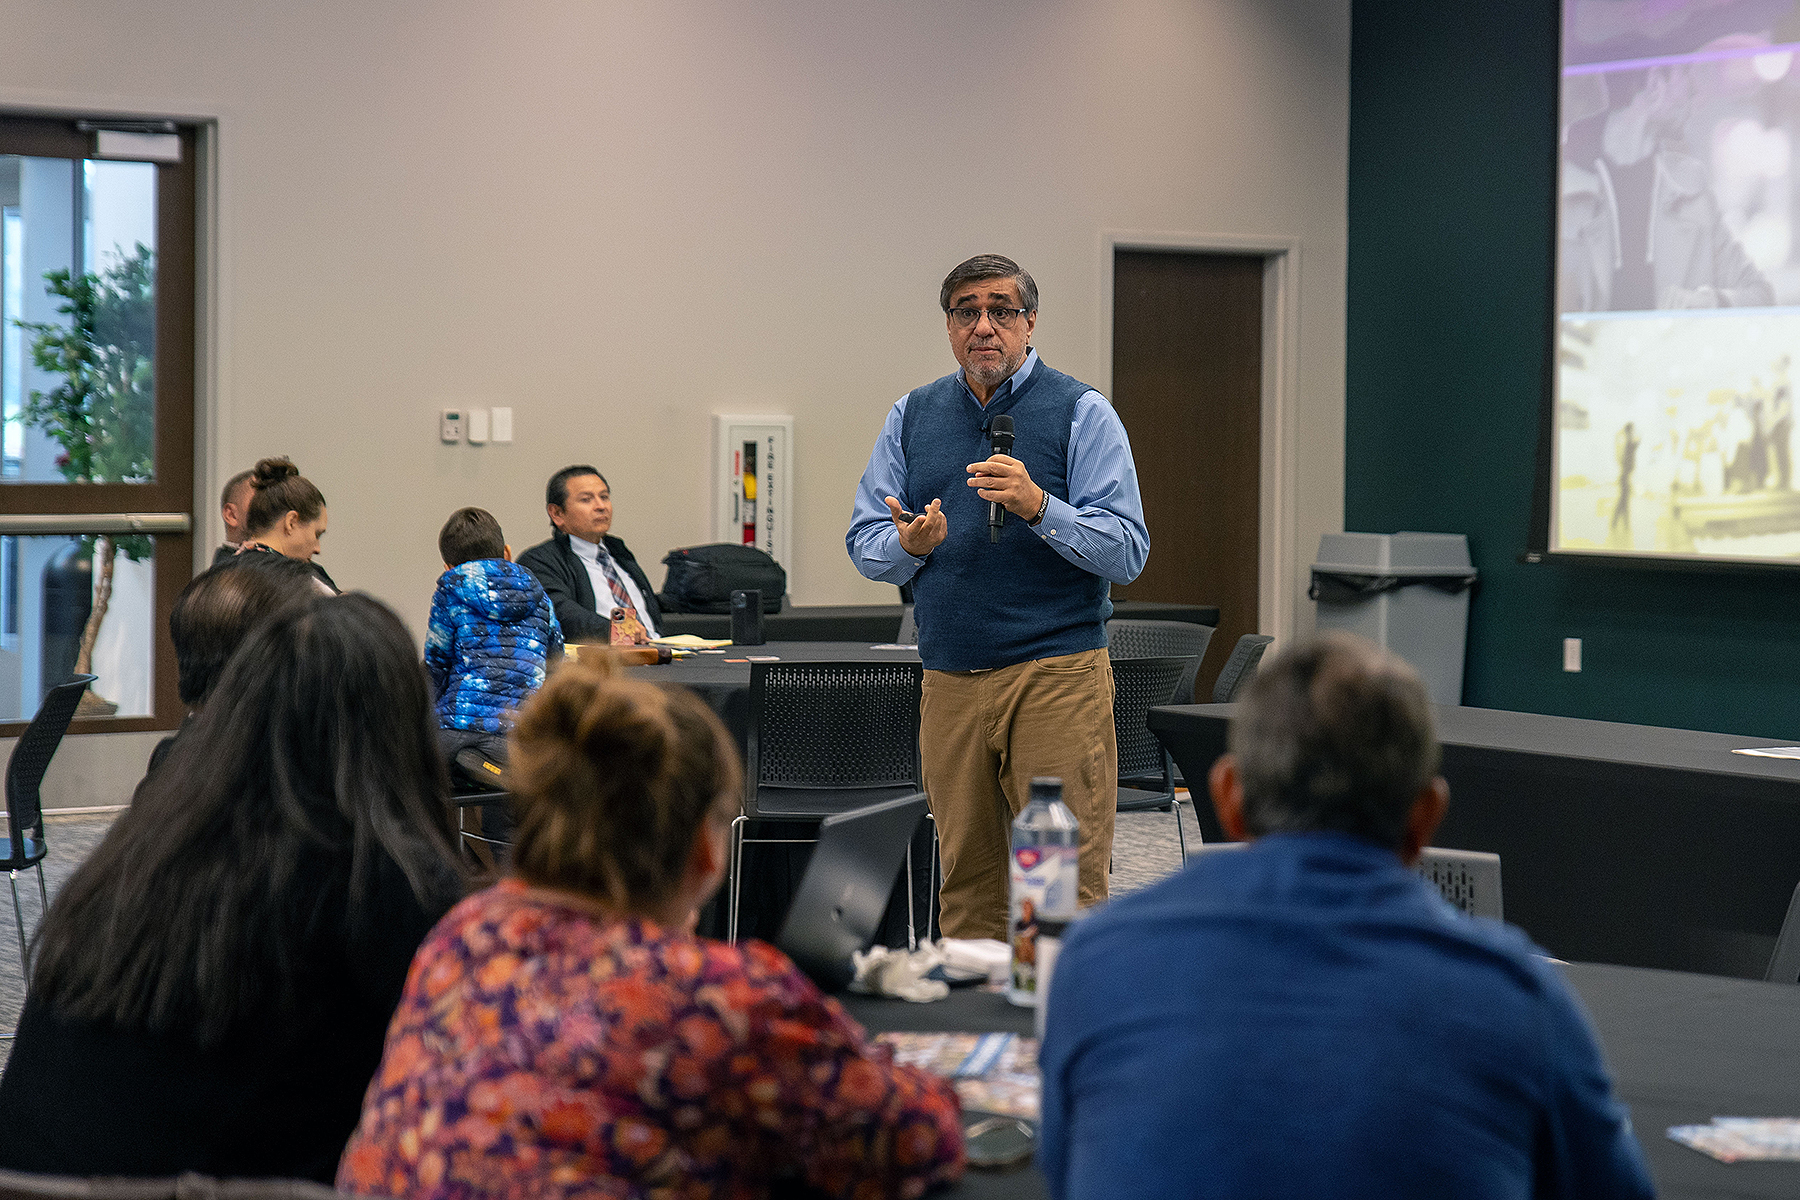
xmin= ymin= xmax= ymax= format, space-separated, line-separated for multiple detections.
xmin=1559 ymin=313 xmax=1799 ymax=555
xmin=1556 ymin=0 xmax=1800 ymax=560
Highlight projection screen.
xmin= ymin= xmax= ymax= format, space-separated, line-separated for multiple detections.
xmin=1556 ymin=0 xmax=1800 ymax=562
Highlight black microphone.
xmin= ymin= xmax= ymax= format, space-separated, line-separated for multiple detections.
xmin=988 ymin=415 xmax=1015 ymax=544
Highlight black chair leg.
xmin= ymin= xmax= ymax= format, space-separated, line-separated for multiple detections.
xmin=9 ymin=871 xmax=26 ymax=989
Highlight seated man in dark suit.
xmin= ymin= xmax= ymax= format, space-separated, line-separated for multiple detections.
xmin=517 ymin=464 xmax=661 ymax=645
xmin=1039 ymin=632 xmax=1654 ymax=1200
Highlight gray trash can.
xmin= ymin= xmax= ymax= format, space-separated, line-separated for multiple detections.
xmin=1310 ymin=532 xmax=1477 ymax=705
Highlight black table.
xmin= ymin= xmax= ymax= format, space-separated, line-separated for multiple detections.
xmin=839 ymin=988 xmax=1042 ymax=1200
xmin=632 ymin=640 xmax=921 ymax=750
xmin=1148 ymin=703 xmax=1800 ymax=978
xmin=839 ymin=963 xmax=1800 ymax=1200
xmin=659 ymin=601 xmax=1219 ymax=644
xmin=1566 ymin=961 xmax=1800 ymax=1199
xmin=661 ymin=606 xmax=915 ymax=644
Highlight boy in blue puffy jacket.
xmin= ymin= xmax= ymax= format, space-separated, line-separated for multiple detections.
xmin=426 ymin=508 xmax=562 ymax=804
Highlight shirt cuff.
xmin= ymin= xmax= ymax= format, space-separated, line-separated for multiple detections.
xmin=1032 ymin=495 xmax=1080 ymax=545
xmin=863 ymin=540 xmax=929 ymax=584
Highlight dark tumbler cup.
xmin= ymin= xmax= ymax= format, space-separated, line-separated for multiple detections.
xmin=731 ymin=589 xmax=765 ymax=645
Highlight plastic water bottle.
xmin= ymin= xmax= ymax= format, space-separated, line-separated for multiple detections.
xmin=1007 ymin=776 xmax=1080 ymax=1007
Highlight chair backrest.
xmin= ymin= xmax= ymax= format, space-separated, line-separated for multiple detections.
xmin=1188 ymin=841 xmax=1503 ymax=920
xmin=1211 ymin=634 xmax=1274 ymax=702
xmin=5 ymin=675 xmax=95 ymax=848
xmin=0 ymin=1168 xmax=343 ymax=1200
xmin=1107 ymin=619 xmax=1216 ymax=704
xmin=1110 ymin=656 xmax=1197 ymax=781
xmin=1766 ymin=879 xmax=1800 ymax=983
xmin=747 ymin=661 xmax=923 ymax=796
xmin=1417 ymin=847 xmax=1503 ymax=921
xmin=896 ymin=604 xmax=917 ymax=645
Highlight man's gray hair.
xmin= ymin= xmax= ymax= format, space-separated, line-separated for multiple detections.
xmin=940 ymin=255 xmax=1039 ymax=314
xmin=1228 ymin=632 xmax=1441 ymax=850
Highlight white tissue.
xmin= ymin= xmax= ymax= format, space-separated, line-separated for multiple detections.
xmin=850 ymin=943 xmax=950 ymax=1003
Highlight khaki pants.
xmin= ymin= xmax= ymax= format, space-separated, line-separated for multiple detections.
xmin=919 ymin=648 xmax=1116 ymax=941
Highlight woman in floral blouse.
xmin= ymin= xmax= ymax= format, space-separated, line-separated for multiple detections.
xmin=339 ymin=656 xmax=965 ymax=1199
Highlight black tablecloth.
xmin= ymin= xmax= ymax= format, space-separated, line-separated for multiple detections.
xmin=1148 ymin=703 xmax=1800 ymax=978
xmin=659 ymin=601 xmax=1219 ymax=644
xmin=837 ymin=963 xmax=1800 ymax=1200
xmin=1562 ymin=961 xmax=1800 ymax=1199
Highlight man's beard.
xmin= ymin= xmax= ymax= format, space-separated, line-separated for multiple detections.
xmin=966 ymin=346 xmax=1024 ymax=390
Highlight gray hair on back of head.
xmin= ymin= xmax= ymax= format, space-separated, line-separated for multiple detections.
xmin=1227 ymin=632 xmax=1440 ymax=850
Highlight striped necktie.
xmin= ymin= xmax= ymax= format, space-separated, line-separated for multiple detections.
xmin=595 ymin=545 xmax=640 ymax=623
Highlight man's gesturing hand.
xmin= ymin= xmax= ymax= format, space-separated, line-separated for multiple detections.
xmin=887 ymin=496 xmax=947 ymax=557
xmin=967 ymin=455 xmax=1045 ymax=520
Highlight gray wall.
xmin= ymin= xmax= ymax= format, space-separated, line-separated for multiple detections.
xmin=1 ymin=0 xmax=1351 ymax=804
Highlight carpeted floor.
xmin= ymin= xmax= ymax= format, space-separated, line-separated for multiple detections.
xmin=0 ymin=801 xmax=1203 ymax=1073
xmin=0 ymin=812 xmax=120 ymax=1068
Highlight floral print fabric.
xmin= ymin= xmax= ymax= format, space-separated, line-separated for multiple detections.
xmin=338 ymin=881 xmax=964 ymax=1199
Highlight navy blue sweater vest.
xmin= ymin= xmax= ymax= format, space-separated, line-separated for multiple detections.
xmin=901 ymin=360 xmax=1111 ymax=671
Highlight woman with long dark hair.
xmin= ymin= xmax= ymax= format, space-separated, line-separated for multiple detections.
xmin=0 ymin=593 xmax=468 ymax=1182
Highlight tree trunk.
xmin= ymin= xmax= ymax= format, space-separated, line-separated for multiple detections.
xmin=72 ymin=534 xmax=119 ymax=716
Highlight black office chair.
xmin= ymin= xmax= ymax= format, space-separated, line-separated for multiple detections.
xmin=732 ymin=660 xmax=926 ymax=945
xmin=1108 ymin=619 xmax=1216 ymax=789
xmin=1211 ymin=634 xmax=1274 ymax=702
xmin=1190 ymin=842 xmax=1504 ymax=918
xmin=449 ymin=746 xmax=512 ymax=870
xmin=1110 ymin=656 xmax=1198 ymax=860
xmin=2 ymin=674 xmax=95 ymax=975
xmin=1766 ymin=880 xmax=1800 ymax=983
xmin=1107 ymin=619 xmax=1216 ymax=705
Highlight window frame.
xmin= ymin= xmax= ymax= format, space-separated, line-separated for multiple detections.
xmin=0 ymin=112 xmax=199 ymax=737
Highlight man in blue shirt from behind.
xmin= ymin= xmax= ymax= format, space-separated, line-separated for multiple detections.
xmin=1039 ymin=633 xmax=1655 ymax=1200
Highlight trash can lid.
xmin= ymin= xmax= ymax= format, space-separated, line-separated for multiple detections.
xmin=1314 ymin=532 xmax=1473 ymax=572
xmin=1310 ymin=562 xmax=1479 ymax=579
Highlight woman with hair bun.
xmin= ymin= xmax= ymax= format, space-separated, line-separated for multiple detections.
xmin=236 ymin=455 xmax=337 ymax=592
xmin=339 ymin=657 xmax=966 ymax=1200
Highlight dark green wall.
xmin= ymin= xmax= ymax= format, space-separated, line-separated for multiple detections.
xmin=1347 ymin=1 xmax=1800 ymax=737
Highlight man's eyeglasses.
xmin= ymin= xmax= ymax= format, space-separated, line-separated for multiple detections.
xmin=947 ymin=306 xmax=1030 ymax=329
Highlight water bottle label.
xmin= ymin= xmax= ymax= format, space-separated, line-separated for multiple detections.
xmin=1008 ymin=844 xmax=1077 ymax=1004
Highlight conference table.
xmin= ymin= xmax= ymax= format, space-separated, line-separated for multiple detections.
xmin=658 ymin=600 xmax=1220 ymax=644
xmin=1148 ymin=703 xmax=1800 ymax=979
xmin=837 ymin=961 xmax=1800 ymax=1199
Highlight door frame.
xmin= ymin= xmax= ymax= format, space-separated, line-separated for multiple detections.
xmin=1097 ymin=231 xmax=1303 ymax=640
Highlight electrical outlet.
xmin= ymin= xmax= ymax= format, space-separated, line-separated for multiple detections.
xmin=1563 ymin=637 xmax=1582 ymax=672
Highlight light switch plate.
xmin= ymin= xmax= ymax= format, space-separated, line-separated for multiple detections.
xmin=491 ymin=407 xmax=514 ymax=443
xmin=467 ymin=408 xmax=489 ymax=444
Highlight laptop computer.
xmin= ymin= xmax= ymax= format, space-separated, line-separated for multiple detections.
xmin=775 ymin=791 xmax=929 ymax=993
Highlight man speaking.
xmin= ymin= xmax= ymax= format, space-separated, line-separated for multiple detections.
xmin=847 ymin=255 xmax=1148 ymax=940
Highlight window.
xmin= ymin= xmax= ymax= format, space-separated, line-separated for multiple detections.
xmin=0 ymin=114 xmax=198 ymax=733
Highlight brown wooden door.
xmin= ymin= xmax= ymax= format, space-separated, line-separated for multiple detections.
xmin=1111 ymin=249 xmax=1263 ymax=697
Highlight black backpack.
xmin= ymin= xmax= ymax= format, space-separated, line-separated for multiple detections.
xmin=658 ymin=544 xmax=786 ymax=614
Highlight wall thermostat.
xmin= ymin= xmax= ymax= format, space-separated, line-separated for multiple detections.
xmin=440 ymin=409 xmax=463 ymax=443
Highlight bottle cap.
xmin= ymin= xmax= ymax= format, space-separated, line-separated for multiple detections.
xmin=1029 ymin=776 xmax=1063 ymax=802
